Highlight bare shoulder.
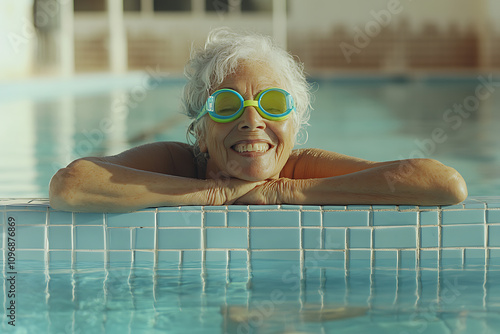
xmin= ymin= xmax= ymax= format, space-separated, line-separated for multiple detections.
xmin=280 ymin=148 xmax=319 ymax=178
xmin=281 ymin=148 xmax=376 ymax=179
xmin=97 ymin=141 xmax=198 ymax=177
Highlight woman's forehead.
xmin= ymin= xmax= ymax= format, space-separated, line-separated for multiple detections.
xmin=214 ymin=62 xmax=284 ymax=92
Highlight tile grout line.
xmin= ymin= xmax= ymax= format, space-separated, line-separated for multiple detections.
xmin=103 ymin=213 xmax=108 ymax=266
xmin=245 ymin=207 xmax=252 ymax=298
xmin=299 ymin=208 xmax=304 ymax=280
xmin=70 ymin=212 xmax=76 ymax=308
xmin=154 ymin=208 xmax=158 ymax=269
xmin=483 ymin=197 xmax=489 ymax=308
xmin=45 ymin=206 xmax=50 ymax=267
xmin=484 ymin=208 xmax=489 ymax=266
xmin=71 ymin=212 xmax=75 ymax=269
xmin=201 ymin=208 xmax=207 ymax=290
xmin=225 ymin=206 xmax=228 ymax=228
xmin=416 ymin=210 xmax=421 ymax=269
xmin=369 ymin=209 xmax=374 ymax=270
xmin=369 ymin=207 xmax=374 ymax=311
xmin=320 ymin=206 xmax=324 ymax=251
xmin=130 ymin=225 xmax=134 ymax=265
xmin=437 ymin=206 xmax=442 ymax=269
xmin=246 ymin=208 xmax=251 ymax=273
xmin=345 ymin=223 xmax=350 ymax=272
xmin=131 ymin=226 xmax=136 ymax=265
xmin=245 ymin=209 xmax=251 ymax=311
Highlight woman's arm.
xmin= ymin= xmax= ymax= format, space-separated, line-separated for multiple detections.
xmin=49 ymin=142 xmax=261 ymax=212
xmin=244 ymin=148 xmax=467 ymax=206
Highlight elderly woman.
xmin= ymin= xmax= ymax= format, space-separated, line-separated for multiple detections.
xmin=49 ymin=29 xmax=467 ymax=213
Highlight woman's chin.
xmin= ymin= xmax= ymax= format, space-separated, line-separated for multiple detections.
xmin=234 ymin=169 xmax=278 ymax=182
xmin=237 ymin=175 xmax=266 ymax=182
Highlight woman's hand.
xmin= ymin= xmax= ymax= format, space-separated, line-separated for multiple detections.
xmin=233 ymin=178 xmax=298 ymax=205
xmin=212 ymin=178 xmax=267 ymax=205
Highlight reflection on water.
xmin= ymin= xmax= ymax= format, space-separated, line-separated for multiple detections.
xmin=222 ymin=304 xmax=368 ymax=333
xmin=4 ymin=260 xmax=500 ymax=333
xmin=1 ymin=78 xmax=499 ymax=197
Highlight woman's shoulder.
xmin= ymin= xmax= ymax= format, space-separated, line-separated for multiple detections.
xmin=159 ymin=141 xmax=195 ymax=156
xmin=280 ymin=148 xmax=309 ymax=178
xmin=130 ymin=141 xmax=195 ymax=162
xmin=154 ymin=141 xmax=198 ymax=177
xmin=106 ymin=141 xmax=198 ymax=177
xmin=281 ymin=148 xmax=322 ymax=178
xmin=281 ymin=148 xmax=375 ymax=179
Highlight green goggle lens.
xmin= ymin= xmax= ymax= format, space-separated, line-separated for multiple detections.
xmin=259 ymin=90 xmax=287 ymax=115
xmin=214 ymin=91 xmax=242 ymax=117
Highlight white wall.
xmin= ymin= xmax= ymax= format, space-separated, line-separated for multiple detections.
xmin=1 ymin=0 xmax=497 ymax=79
xmin=487 ymin=0 xmax=500 ymax=32
xmin=288 ymin=0 xmax=484 ymax=34
xmin=0 ymin=0 xmax=35 ymax=80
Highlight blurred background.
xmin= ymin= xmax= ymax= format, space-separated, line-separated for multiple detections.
xmin=1 ymin=0 xmax=500 ymax=198
xmin=2 ymin=0 xmax=500 ymax=78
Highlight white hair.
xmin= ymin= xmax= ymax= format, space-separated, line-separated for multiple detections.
xmin=182 ymin=28 xmax=312 ymax=160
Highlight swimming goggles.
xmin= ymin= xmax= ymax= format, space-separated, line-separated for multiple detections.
xmin=196 ymin=88 xmax=295 ymax=123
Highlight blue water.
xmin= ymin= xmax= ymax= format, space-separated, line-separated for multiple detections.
xmin=3 ymin=259 xmax=500 ymax=333
xmin=1 ymin=75 xmax=500 ymax=197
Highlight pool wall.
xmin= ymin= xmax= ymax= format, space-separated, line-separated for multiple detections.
xmin=2 ymin=197 xmax=500 ymax=269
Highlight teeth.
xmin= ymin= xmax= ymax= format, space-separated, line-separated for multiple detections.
xmin=233 ymin=143 xmax=270 ymax=153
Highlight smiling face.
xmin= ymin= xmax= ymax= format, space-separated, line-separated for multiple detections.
xmin=198 ymin=61 xmax=295 ymax=181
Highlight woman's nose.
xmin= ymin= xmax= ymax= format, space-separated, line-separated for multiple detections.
xmin=237 ymin=106 xmax=266 ymax=130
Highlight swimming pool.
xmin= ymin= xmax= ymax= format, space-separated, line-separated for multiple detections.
xmin=4 ymin=257 xmax=500 ymax=333
xmin=1 ymin=73 xmax=500 ymax=197
xmin=1 ymin=73 xmax=500 ymax=333
xmin=2 ymin=197 xmax=500 ymax=333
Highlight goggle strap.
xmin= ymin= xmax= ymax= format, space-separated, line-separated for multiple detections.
xmin=195 ymin=96 xmax=215 ymax=120
xmin=286 ymin=95 xmax=294 ymax=109
xmin=206 ymin=96 xmax=215 ymax=112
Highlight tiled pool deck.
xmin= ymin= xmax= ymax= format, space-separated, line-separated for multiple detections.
xmin=2 ymin=196 xmax=500 ymax=269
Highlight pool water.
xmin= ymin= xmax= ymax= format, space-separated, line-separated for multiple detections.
xmin=4 ymin=259 xmax=500 ymax=333
xmin=1 ymin=75 xmax=500 ymax=197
